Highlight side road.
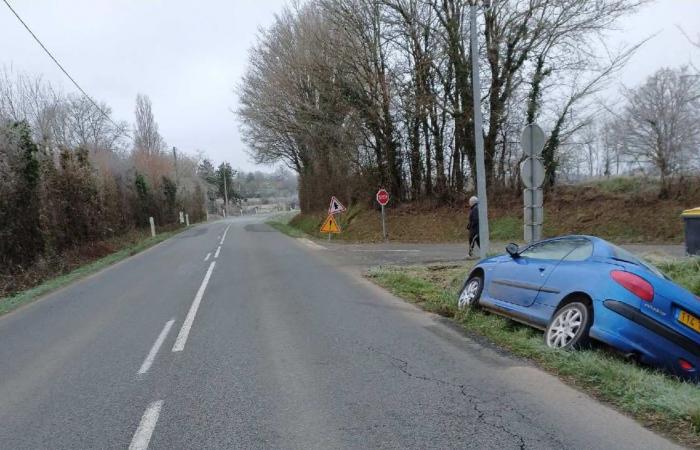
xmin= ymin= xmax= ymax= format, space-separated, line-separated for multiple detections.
xmin=297 ymin=238 xmax=687 ymax=269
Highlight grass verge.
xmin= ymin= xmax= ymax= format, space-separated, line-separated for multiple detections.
xmin=0 ymin=228 xmax=185 ymax=317
xmin=266 ymin=211 xmax=309 ymax=238
xmin=366 ymin=261 xmax=700 ymax=448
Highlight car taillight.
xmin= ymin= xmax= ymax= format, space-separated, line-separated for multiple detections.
xmin=611 ymin=270 xmax=654 ymax=302
xmin=679 ymin=359 xmax=695 ymax=372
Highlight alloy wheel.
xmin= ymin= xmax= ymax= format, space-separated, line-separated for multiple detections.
xmin=458 ymin=278 xmax=481 ymax=309
xmin=546 ymin=306 xmax=584 ymax=348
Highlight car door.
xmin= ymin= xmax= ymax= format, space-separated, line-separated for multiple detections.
xmin=488 ymin=239 xmax=579 ymax=307
xmin=532 ymin=239 xmax=595 ymax=308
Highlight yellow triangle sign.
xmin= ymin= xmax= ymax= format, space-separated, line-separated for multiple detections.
xmin=320 ymin=214 xmax=341 ymax=233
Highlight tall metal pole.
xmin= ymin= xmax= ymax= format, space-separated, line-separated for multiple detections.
xmin=222 ymin=163 xmax=229 ymax=216
xmin=470 ymin=2 xmax=489 ymax=258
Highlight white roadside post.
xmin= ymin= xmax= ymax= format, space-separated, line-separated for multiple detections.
xmin=149 ymin=217 xmax=156 ymax=237
xmin=179 ymin=211 xmax=184 ymax=224
xmin=185 ymin=214 xmax=190 ymax=227
xmin=520 ymin=124 xmax=546 ymax=243
xmin=470 ymin=1 xmax=490 ymax=258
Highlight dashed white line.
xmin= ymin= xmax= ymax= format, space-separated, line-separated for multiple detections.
xmin=299 ymin=238 xmax=326 ymax=251
xmin=172 ymin=261 xmax=216 ymax=352
xmin=220 ymin=224 xmax=231 ymax=245
xmin=138 ymin=319 xmax=175 ymax=375
xmin=129 ymin=400 xmax=163 ymax=450
xmin=214 ymin=246 xmax=221 ymax=259
xmin=204 ymin=252 xmax=211 ymax=262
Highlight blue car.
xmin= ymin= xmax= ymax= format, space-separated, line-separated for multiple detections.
xmin=458 ymin=235 xmax=700 ymax=380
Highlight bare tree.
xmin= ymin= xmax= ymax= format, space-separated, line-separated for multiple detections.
xmin=618 ymin=67 xmax=700 ymax=196
xmin=133 ymin=94 xmax=164 ymax=156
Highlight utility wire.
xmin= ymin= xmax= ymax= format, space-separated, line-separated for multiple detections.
xmin=2 ymin=0 xmax=131 ymax=138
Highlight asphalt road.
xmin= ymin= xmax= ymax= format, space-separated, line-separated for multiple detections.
xmin=0 ymin=217 xmax=681 ymax=449
xmin=315 ymin=240 xmax=687 ymax=269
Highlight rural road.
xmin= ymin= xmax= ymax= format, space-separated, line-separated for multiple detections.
xmin=0 ymin=217 xmax=680 ymax=449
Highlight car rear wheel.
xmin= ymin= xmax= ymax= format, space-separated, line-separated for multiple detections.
xmin=458 ymin=275 xmax=483 ymax=310
xmin=545 ymin=302 xmax=591 ymax=350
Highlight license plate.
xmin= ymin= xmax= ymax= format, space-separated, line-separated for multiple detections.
xmin=679 ymin=310 xmax=700 ymax=333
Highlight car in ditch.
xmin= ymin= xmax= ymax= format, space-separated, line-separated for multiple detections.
xmin=458 ymin=235 xmax=700 ymax=380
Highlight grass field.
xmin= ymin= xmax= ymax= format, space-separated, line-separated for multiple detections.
xmin=367 ymin=260 xmax=700 ymax=447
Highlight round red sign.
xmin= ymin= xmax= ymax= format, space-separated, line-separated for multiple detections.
xmin=376 ymin=189 xmax=390 ymax=206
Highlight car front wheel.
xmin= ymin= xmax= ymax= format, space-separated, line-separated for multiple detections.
xmin=458 ymin=275 xmax=483 ymax=310
xmin=545 ymin=302 xmax=592 ymax=350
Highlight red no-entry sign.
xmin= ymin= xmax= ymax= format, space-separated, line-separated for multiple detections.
xmin=376 ymin=189 xmax=390 ymax=206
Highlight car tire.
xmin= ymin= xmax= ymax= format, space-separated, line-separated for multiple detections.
xmin=545 ymin=301 xmax=592 ymax=350
xmin=458 ymin=274 xmax=483 ymax=310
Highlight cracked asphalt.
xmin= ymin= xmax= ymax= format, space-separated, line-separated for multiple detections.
xmin=0 ymin=217 xmax=681 ymax=449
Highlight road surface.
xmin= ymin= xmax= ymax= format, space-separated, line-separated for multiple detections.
xmin=313 ymin=240 xmax=686 ymax=270
xmin=0 ymin=217 xmax=680 ymax=449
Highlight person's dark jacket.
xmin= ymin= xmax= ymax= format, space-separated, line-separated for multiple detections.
xmin=468 ymin=204 xmax=479 ymax=233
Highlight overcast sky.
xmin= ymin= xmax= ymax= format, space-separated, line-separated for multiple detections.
xmin=2 ymin=0 xmax=699 ymax=171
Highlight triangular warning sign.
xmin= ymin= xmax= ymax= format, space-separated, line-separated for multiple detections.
xmin=328 ymin=196 xmax=347 ymax=215
xmin=320 ymin=214 xmax=341 ymax=234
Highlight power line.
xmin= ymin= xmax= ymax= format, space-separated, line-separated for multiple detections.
xmin=2 ymin=0 xmax=131 ymax=138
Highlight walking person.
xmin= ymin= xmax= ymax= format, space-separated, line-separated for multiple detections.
xmin=468 ymin=196 xmax=480 ymax=257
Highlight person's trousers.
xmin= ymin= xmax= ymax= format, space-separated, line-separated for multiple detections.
xmin=469 ymin=231 xmax=480 ymax=253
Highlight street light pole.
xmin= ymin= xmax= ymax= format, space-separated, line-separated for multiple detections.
xmin=222 ymin=164 xmax=229 ymax=216
xmin=470 ymin=1 xmax=490 ymax=258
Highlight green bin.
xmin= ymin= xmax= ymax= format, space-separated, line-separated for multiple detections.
xmin=682 ymin=208 xmax=700 ymax=256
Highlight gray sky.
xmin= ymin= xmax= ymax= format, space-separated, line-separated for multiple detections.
xmin=2 ymin=0 xmax=699 ymax=170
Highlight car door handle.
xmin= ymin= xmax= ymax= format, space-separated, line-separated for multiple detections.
xmin=538 ymin=267 xmax=546 ymax=273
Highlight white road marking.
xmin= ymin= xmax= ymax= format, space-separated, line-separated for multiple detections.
xmin=204 ymin=252 xmax=211 ymax=262
xmin=220 ymin=224 xmax=231 ymax=245
xmin=172 ymin=261 xmax=216 ymax=352
xmin=129 ymin=400 xmax=163 ymax=450
xmin=214 ymin=246 xmax=221 ymax=259
xmin=138 ymin=319 xmax=175 ymax=375
xmin=299 ymin=238 xmax=326 ymax=251
xmin=349 ymin=249 xmax=421 ymax=253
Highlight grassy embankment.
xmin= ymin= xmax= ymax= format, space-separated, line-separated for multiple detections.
xmin=367 ymin=259 xmax=700 ymax=447
xmin=283 ymin=179 xmax=700 ymax=243
xmin=0 ymin=226 xmax=189 ymax=317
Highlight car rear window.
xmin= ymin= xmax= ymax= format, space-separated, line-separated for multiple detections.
xmin=610 ymin=245 xmax=664 ymax=278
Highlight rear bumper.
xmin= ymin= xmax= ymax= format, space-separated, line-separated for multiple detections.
xmin=592 ymin=300 xmax=700 ymax=380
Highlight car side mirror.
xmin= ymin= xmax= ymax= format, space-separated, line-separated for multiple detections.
xmin=506 ymin=243 xmax=520 ymax=258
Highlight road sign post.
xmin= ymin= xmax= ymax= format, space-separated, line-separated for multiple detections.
xmin=470 ymin=3 xmax=490 ymax=259
xmin=376 ymin=189 xmax=390 ymax=241
xmin=520 ymin=124 xmax=546 ymax=243
xmin=320 ymin=214 xmax=341 ymax=240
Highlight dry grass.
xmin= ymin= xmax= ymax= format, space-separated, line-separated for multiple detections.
xmin=289 ymin=182 xmax=700 ymax=244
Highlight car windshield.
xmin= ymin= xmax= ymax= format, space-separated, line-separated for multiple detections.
xmin=610 ymin=245 xmax=665 ymax=278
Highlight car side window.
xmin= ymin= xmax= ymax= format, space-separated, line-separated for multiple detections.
xmin=562 ymin=240 xmax=593 ymax=261
xmin=520 ymin=240 xmax=580 ymax=261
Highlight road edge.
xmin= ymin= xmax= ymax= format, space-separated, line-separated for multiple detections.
xmin=0 ymin=223 xmax=205 ymax=320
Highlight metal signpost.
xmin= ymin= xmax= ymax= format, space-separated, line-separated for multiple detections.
xmin=323 ymin=196 xmax=346 ymax=240
xmin=376 ymin=189 xmax=390 ymax=241
xmin=520 ymin=124 xmax=546 ymax=243
xmin=470 ymin=2 xmax=490 ymax=258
